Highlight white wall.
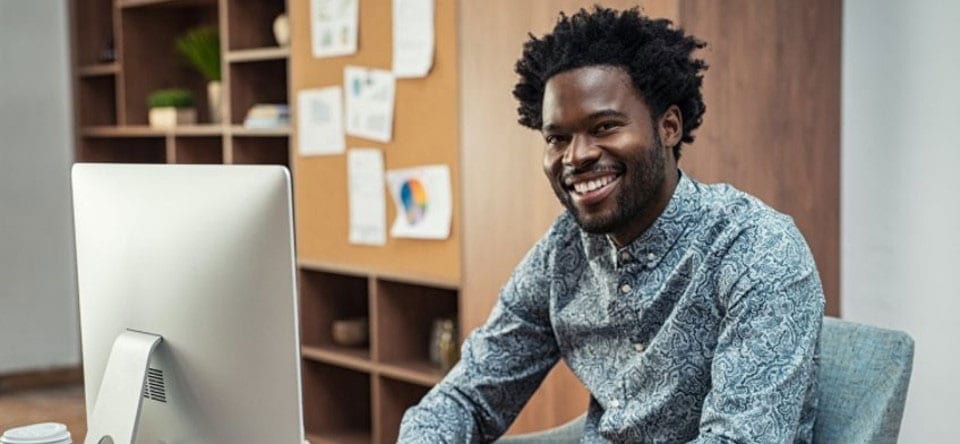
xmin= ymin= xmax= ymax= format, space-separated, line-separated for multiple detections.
xmin=0 ymin=0 xmax=79 ymax=373
xmin=843 ymin=1 xmax=960 ymax=442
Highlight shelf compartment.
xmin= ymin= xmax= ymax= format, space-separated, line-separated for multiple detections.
xmin=77 ymin=63 xmax=120 ymax=77
xmin=302 ymin=345 xmax=373 ymax=374
xmin=302 ymin=361 xmax=372 ymax=443
xmin=225 ymin=47 xmax=289 ymax=63
xmin=73 ymin=0 xmax=115 ymax=66
xmin=373 ymin=279 xmax=459 ymax=372
xmin=376 ymin=376 xmax=431 ymax=444
xmin=119 ymin=4 xmax=219 ymax=125
xmin=300 ymin=269 xmax=370 ymax=352
xmin=77 ymin=76 xmax=118 ymax=126
xmin=172 ymin=136 xmax=223 ymax=164
xmin=231 ymin=136 xmax=289 ymax=166
xmin=76 ymin=137 xmax=166 ymax=163
xmin=228 ymin=59 xmax=287 ymax=125
xmin=225 ymin=0 xmax=287 ymax=51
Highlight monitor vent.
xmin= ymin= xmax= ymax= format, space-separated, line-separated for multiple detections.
xmin=142 ymin=367 xmax=167 ymax=403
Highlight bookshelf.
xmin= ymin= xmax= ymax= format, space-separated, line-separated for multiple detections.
xmin=69 ymin=0 xmax=291 ymax=167
xmin=298 ymin=267 xmax=458 ymax=443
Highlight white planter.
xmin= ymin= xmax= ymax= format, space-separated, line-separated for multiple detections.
xmin=207 ymin=81 xmax=223 ymax=124
xmin=149 ymin=107 xmax=197 ymax=129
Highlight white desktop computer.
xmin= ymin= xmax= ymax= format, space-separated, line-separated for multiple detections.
xmin=71 ymin=163 xmax=305 ymax=444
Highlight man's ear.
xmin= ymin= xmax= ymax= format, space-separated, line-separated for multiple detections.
xmin=658 ymin=105 xmax=683 ymax=153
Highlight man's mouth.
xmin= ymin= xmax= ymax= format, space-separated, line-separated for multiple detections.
xmin=564 ymin=172 xmax=622 ymax=206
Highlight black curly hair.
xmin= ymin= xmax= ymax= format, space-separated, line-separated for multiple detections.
xmin=513 ymin=6 xmax=707 ymax=160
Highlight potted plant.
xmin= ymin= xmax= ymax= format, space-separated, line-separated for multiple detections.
xmin=148 ymin=88 xmax=196 ymax=128
xmin=175 ymin=26 xmax=222 ymax=123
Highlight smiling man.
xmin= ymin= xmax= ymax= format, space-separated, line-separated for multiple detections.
xmin=399 ymin=7 xmax=824 ymax=444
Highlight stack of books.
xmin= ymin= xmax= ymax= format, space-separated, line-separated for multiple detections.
xmin=243 ymin=104 xmax=290 ymax=128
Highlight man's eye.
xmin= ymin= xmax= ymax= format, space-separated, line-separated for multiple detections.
xmin=545 ymin=135 xmax=568 ymax=146
xmin=593 ymin=122 xmax=619 ymax=134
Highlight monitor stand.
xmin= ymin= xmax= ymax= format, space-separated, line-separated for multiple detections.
xmin=84 ymin=330 xmax=163 ymax=444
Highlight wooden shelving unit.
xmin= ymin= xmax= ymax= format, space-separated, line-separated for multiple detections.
xmin=69 ymin=0 xmax=291 ymax=167
xmin=298 ymin=266 xmax=458 ymax=443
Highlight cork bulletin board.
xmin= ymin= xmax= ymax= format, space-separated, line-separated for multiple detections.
xmin=290 ymin=0 xmax=461 ymax=284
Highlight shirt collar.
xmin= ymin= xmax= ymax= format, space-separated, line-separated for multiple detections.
xmin=583 ymin=170 xmax=701 ymax=269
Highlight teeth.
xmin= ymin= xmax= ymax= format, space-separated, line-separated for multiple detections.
xmin=573 ymin=175 xmax=614 ymax=194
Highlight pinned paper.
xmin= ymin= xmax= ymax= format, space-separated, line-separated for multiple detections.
xmin=311 ymin=0 xmax=359 ymax=58
xmin=344 ymin=66 xmax=396 ymax=143
xmin=392 ymin=0 xmax=435 ymax=78
xmin=348 ymin=149 xmax=387 ymax=245
xmin=386 ymin=165 xmax=451 ymax=240
xmin=297 ymin=87 xmax=345 ymax=156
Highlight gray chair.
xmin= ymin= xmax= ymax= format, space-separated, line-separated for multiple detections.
xmin=813 ymin=317 xmax=914 ymax=443
xmin=496 ymin=317 xmax=915 ymax=443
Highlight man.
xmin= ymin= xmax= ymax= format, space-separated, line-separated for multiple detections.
xmin=399 ymin=7 xmax=824 ymax=443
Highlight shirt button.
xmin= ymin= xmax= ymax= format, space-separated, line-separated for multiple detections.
xmin=620 ymin=283 xmax=632 ymax=294
xmin=646 ymin=252 xmax=656 ymax=261
xmin=633 ymin=342 xmax=645 ymax=352
xmin=609 ymin=399 xmax=621 ymax=409
xmin=619 ymin=251 xmax=632 ymax=262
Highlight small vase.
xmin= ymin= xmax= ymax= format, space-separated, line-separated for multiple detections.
xmin=207 ymin=80 xmax=223 ymax=124
xmin=433 ymin=319 xmax=459 ymax=373
xmin=439 ymin=329 xmax=459 ymax=373
xmin=273 ymin=14 xmax=290 ymax=47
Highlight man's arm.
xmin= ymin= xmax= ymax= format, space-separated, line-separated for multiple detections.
xmin=692 ymin=221 xmax=825 ymax=444
xmin=398 ymin=234 xmax=561 ymax=443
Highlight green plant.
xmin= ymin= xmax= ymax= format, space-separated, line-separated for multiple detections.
xmin=175 ymin=26 xmax=221 ymax=82
xmin=148 ymin=89 xmax=195 ymax=109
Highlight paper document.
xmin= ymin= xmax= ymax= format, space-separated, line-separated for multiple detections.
xmin=386 ymin=165 xmax=451 ymax=240
xmin=393 ymin=0 xmax=435 ymax=78
xmin=348 ymin=149 xmax=387 ymax=246
xmin=297 ymin=87 xmax=345 ymax=156
xmin=311 ymin=0 xmax=359 ymax=58
xmin=344 ymin=66 xmax=396 ymax=143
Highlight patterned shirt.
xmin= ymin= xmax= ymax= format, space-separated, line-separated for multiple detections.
xmin=399 ymin=172 xmax=825 ymax=443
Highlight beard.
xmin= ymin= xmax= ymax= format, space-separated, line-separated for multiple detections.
xmin=555 ymin=135 xmax=667 ymax=235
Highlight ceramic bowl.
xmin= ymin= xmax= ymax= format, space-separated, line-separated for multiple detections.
xmin=331 ymin=317 xmax=368 ymax=347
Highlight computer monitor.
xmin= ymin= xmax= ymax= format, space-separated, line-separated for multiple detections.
xmin=71 ymin=163 xmax=304 ymax=444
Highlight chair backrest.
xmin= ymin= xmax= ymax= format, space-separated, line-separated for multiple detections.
xmin=814 ymin=317 xmax=915 ymax=444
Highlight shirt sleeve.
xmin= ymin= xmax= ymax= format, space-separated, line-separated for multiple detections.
xmin=397 ymin=233 xmax=561 ymax=443
xmin=691 ymin=220 xmax=825 ymax=444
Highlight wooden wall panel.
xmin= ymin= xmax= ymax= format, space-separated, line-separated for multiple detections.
xmin=678 ymin=0 xmax=841 ymax=315
xmin=290 ymin=0 xmax=461 ymax=284
xmin=458 ymin=0 xmax=679 ymax=434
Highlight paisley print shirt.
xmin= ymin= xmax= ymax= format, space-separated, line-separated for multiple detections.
xmin=399 ymin=172 xmax=825 ymax=443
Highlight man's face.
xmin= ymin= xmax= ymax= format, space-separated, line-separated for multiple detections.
xmin=541 ymin=65 xmax=671 ymax=242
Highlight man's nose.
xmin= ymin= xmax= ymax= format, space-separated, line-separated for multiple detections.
xmin=562 ymin=135 xmax=600 ymax=168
